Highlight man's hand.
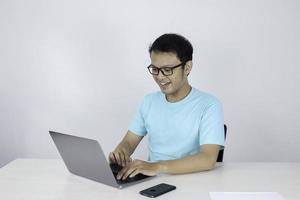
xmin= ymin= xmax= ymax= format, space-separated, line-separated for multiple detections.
xmin=109 ymin=149 xmax=132 ymax=167
xmin=117 ymin=159 xmax=161 ymax=180
xmin=109 ymin=131 xmax=144 ymax=166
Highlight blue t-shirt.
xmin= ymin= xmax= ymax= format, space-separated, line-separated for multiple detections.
xmin=128 ymin=87 xmax=224 ymax=162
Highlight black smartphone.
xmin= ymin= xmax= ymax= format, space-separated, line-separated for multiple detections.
xmin=139 ymin=183 xmax=176 ymax=198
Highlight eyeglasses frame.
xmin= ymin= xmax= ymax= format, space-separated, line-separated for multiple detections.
xmin=147 ymin=61 xmax=187 ymax=76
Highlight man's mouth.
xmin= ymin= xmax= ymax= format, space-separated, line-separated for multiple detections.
xmin=159 ymin=81 xmax=171 ymax=88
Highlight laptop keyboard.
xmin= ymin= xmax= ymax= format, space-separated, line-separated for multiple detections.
xmin=109 ymin=163 xmax=150 ymax=184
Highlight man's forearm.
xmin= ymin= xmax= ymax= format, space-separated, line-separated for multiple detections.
xmin=114 ymin=131 xmax=143 ymax=157
xmin=115 ymin=145 xmax=220 ymax=179
xmin=116 ymin=140 xmax=135 ymax=156
xmin=156 ymin=152 xmax=216 ymax=174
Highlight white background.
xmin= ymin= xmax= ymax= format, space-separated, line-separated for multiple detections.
xmin=0 ymin=0 xmax=299 ymax=167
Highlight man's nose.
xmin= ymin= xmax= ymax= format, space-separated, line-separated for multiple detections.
xmin=157 ymin=70 xmax=165 ymax=79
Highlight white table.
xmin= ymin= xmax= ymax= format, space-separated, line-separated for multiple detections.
xmin=0 ymin=159 xmax=299 ymax=200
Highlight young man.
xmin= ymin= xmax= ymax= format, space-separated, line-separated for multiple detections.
xmin=109 ymin=33 xmax=224 ymax=180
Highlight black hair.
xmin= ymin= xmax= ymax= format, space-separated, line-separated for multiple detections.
xmin=149 ymin=33 xmax=193 ymax=63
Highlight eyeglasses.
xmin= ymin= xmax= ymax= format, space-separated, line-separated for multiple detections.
xmin=147 ymin=62 xmax=185 ymax=76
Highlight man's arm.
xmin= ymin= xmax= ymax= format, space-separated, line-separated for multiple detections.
xmin=117 ymin=144 xmax=220 ymax=180
xmin=109 ymin=130 xmax=143 ymax=166
xmin=158 ymin=144 xmax=220 ymax=174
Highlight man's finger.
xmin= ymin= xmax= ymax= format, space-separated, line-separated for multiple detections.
xmin=109 ymin=152 xmax=116 ymax=163
xmin=122 ymin=167 xmax=137 ymax=180
xmin=117 ymin=165 xmax=129 ymax=180
xmin=129 ymin=168 xmax=140 ymax=178
xmin=120 ymin=151 xmax=126 ymax=167
xmin=114 ymin=152 xmax=122 ymax=166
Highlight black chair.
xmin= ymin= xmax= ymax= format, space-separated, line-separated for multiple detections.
xmin=216 ymin=124 xmax=227 ymax=162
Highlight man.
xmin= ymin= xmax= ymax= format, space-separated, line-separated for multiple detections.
xmin=109 ymin=33 xmax=224 ymax=180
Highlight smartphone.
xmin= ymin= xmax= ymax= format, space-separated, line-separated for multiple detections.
xmin=139 ymin=183 xmax=176 ymax=198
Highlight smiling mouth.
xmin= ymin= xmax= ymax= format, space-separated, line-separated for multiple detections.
xmin=159 ymin=81 xmax=171 ymax=88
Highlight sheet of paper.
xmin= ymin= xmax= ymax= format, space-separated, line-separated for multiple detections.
xmin=209 ymin=192 xmax=285 ymax=200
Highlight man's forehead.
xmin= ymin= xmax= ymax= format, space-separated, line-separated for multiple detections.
xmin=150 ymin=51 xmax=180 ymax=65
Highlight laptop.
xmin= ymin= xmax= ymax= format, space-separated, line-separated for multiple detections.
xmin=49 ymin=131 xmax=153 ymax=188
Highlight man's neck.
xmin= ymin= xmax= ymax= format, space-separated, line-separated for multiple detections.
xmin=166 ymin=83 xmax=192 ymax=103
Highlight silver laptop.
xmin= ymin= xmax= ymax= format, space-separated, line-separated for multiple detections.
xmin=49 ymin=131 xmax=153 ymax=189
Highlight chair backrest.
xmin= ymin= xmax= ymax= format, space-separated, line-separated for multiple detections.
xmin=216 ymin=124 xmax=227 ymax=162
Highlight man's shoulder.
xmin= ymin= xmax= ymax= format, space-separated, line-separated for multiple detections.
xmin=193 ymin=88 xmax=219 ymax=101
xmin=191 ymin=88 xmax=222 ymax=106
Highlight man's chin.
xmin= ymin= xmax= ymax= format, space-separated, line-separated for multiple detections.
xmin=160 ymin=88 xmax=173 ymax=95
xmin=158 ymin=84 xmax=173 ymax=94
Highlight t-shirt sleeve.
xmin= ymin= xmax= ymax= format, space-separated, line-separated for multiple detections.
xmin=128 ymin=96 xmax=148 ymax=136
xmin=199 ymin=99 xmax=225 ymax=148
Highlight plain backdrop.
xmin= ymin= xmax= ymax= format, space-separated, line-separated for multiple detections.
xmin=0 ymin=0 xmax=299 ymax=167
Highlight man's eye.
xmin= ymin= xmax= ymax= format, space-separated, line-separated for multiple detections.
xmin=163 ymin=68 xmax=172 ymax=72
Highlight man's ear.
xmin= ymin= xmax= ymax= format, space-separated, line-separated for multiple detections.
xmin=184 ymin=60 xmax=192 ymax=76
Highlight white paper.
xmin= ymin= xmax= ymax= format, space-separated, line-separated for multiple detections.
xmin=210 ymin=192 xmax=285 ymax=200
